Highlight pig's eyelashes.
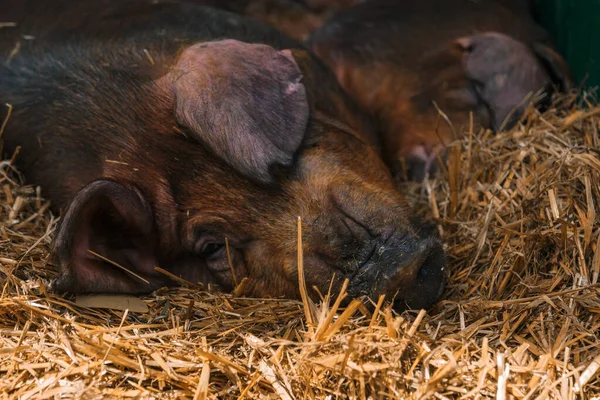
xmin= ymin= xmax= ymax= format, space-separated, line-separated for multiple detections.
xmin=196 ymin=240 xmax=226 ymax=259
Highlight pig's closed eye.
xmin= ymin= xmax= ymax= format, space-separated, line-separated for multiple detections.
xmin=196 ymin=239 xmax=226 ymax=259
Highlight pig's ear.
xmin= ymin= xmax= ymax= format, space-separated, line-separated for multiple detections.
xmin=168 ymin=40 xmax=309 ymax=185
xmin=531 ymin=43 xmax=574 ymax=92
xmin=454 ymin=32 xmax=555 ymax=131
xmin=50 ymin=180 xmax=162 ymax=294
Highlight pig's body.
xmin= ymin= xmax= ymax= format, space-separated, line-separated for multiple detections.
xmin=0 ymin=2 xmax=446 ymax=310
xmin=310 ymin=0 xmax=572 ymax=181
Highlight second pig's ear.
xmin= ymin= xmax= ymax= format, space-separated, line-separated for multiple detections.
xmin=167 ymin=39 xmax=309 ymax=186
xmin=455 ymin=31 xmax=555 ymax=131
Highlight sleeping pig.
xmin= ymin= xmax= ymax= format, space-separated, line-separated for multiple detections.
xmin=309 ymin=0 xmax=573 ymax=181
xmin=0 ymin=1 xmax=446 ymax=310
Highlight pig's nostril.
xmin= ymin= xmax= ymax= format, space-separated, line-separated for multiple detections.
xmin=400 ymin=238 xmax=447 ymax=310
xmin=404 ymin=153 xmax=429 ymax=182
xmin=416 ymin=240 xmax=446 ymax=281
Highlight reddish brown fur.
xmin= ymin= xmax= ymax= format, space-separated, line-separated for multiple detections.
xmin=317 ymin=53 xmax=486 ymax=175
xmin=310 ymin=0 xmax=572 ymax=180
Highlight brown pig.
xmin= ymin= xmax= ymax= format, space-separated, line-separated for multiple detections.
xmin=309 ymin=0 xmax=573 ymax=181
xmin=0 ymin=1 xmax=447 ymax=310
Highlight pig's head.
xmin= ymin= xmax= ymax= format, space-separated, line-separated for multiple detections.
xmin=50 ymin=40 xmax=446 ymax=310
xmin=310 ymin=29 xmax=572 ymax=181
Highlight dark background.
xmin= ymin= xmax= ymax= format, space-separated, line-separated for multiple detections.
xmin=535 ymin=0 xmax=600 ymax=89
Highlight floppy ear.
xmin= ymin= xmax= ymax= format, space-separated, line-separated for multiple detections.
xmin=167 ymin=39 xmax=309 ymax=185
xmin=531 ymin=43 xmax=574 ymax=92
xmin=455 ymin=31 xmax=554 ymax=131
xmin=50 ymin=180 xmax=163 ymax=294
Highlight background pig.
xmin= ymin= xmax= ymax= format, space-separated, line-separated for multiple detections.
xmin=0 ymin=2 xmax=446 ymax=310
xmin=309 ymin=0 xmax=573 ymax=181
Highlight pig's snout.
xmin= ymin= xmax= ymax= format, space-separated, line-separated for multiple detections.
xmin=402 ymin=144 xmax=448 ymax=182
xmin=311 ymin=183 xmax=448 ymax=310
xmin=347 ymin=232 xmax=447 ymax=311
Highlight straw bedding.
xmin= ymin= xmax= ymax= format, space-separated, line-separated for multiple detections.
xmin=1 ymin=92 xmax=599 ymax=399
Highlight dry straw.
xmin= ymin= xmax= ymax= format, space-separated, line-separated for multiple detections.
xmin=1 ymin=92 xmax=600 ymax=399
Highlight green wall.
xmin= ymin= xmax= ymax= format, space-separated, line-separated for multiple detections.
xmin=534 ymin=0 xmax=600 ymax=89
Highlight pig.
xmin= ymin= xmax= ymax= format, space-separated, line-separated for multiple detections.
xmin=309 ymin=0 xmax=573 ymax=181
xmin=0 ymin=1 xmax=447 ymax=310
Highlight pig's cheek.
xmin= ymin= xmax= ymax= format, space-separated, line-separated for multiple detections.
xmin=207 ymin=252 xmax=249 ymax=290
xmin=283 ymin=260 xmax=298 ymax=281
xmin=282 ymin=257 xmax=322 ymax=283
xmin=240 ymin=277 xmax=280 ymax=298
xmin=244 ymin=242 xmax=290 ymax=279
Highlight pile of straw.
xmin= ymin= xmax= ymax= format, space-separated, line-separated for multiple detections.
xmin=1 ymin=93 xmax=599 ymax=399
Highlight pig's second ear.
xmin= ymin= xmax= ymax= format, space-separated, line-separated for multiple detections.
xmin=50 ymin=180 xmax=162 ymax=295
xmin=169 ymin=40 xmax=309 ymax=185
xmin=531 ymin=43 xmax=574 ymax=92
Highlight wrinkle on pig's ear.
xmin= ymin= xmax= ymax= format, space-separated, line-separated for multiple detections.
xmin=168 ymin=40 xmax=310 ymax=185
xmin=50 ymin=179 xmax=163 ymax=295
